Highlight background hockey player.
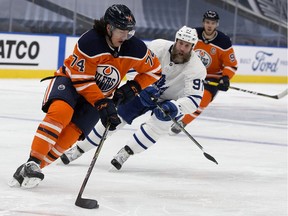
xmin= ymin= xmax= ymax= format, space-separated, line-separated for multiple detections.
xmin=60 ymin=26 xmax=206 ymax=170
xmin=9 ymin=4 xmax=161 ymax=188
xmin=170 ymin=10 xmax=238 ymax=134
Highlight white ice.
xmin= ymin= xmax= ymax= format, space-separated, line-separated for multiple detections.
xmin=0 ymin=79 xmax=287 ymax=216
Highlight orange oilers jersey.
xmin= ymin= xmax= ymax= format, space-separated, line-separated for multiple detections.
xmin=194 ymin=27 xmax=238 ymax=79
xmin=55 ymin=29 xmax=162 ymax=106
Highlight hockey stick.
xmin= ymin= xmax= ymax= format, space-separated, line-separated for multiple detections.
xmin=75 ymin=122 xmax=111 ymax=209
xmin=204 ymin=80 xmax=288 ymax=99
xmin=154 ymin=101 xmax=218 ymax=165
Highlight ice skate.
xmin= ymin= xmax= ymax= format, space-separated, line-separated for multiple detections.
xmin=9 ymin=161 xmax=44 ymax=188
xmin=8 ymin=164 xmax=25 ymax=187
xmin=60 ymin=145 xmax=84 ymax=165
xmin=111 ymin=145 xmax=134 ymax=170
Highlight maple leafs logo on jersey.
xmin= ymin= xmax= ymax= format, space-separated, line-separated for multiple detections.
xmin=155 ymin=74 xmax=168 ymax=95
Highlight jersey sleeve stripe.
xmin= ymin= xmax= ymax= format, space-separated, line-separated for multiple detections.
xmin=75 ymin=82 xmax=95 ymax=92
xmin=224 ymin=66 xmax=237 ymax=73
xmin=70 ymin=74 xmax=95 ymax=80
xmin=144 ymin=65 xmax=162 ymax=79
xmin=64 ymin=64 xmax=95 ymax=80
xmin=187 ymin=95 xmax=202 ymax=108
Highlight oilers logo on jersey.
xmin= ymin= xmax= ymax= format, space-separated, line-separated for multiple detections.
xmin=195 ymin=49 xmax=212 ymax=68
xmin=95 ymin=65 xmax=121 ymax=93
xmin=57 ymin=84 xmax=66 ymax=91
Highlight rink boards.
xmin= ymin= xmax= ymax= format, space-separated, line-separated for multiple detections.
xmin=0 ymin=33 xmax=287 ymax=83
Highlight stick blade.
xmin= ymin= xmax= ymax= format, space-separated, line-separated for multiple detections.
xmin=75 ymin=197 xmax=99 ymax=209
xmin=203 ymin=152 xmax=218 ymax=165
xmin=276 ymin=89 xmax=288 ymax=99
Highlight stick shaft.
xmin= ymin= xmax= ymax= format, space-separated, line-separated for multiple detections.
xmin=154 ymin=101 xmax=218 ymax=164
xmin=172 ymin=117 xmax=204 ymax=150
xmin=155 ymin=102 xmax=204 ymax=150
xmin=205 ymin=80 xmax=287 ymax=99
xmin=76 ymin=123 xmax=110 ymax=200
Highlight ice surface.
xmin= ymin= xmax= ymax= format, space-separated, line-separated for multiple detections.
xmin=0 ymin=79 xmax=287 ymax=216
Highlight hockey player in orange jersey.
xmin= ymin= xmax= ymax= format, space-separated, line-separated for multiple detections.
xmin=9 ymin=4 xmax=161 ymax=188
xmin=170 ymin=10 xmax=238 ymax=134
xmin=59 ymin=26 xmax=206 ymax=169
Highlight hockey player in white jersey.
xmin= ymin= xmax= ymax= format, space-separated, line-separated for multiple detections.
xmin=60 ymin=26 xmax=207 ymax=169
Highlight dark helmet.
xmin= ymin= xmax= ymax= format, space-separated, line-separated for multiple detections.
xmin=104 ymin=4 xmax=136 ymax=31
xmin=203 ymin=10 xmax=220 ymax=21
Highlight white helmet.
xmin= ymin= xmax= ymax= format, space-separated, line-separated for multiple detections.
xmin=175 ymin=26 xmax=198 ymax=46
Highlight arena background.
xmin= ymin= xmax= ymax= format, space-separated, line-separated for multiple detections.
xmin=0 ymin=0 xmax=287 ymax=82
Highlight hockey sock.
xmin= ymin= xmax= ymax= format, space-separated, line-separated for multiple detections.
xmin=77 ymin=119 xmax=127 ymax=153
xmin=127 ymin=122 xmax=161 ymax=154
xmin=27 ymin=156 xmax=42 ymax=165
xmin=41 ymin=122 xmax=82 ymax=168
xmin=30 ymin=100 xmax=74 ymax=162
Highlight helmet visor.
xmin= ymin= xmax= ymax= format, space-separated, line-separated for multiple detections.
xmin=111 ymin=26 xmax=135 ymax=40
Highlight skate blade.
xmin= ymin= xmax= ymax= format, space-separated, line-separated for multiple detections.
xmin=168 ymin=131 xmax=178 ymax=136
xmin=8 ymin=178 xmax=21 ymax=188
xmin=21 ymin=177 xmax=42 ymax=189
xmin=56 ymin=159 xmax=67 ymax=166
xmin=108 ymin=166 xmax=116 ymax=172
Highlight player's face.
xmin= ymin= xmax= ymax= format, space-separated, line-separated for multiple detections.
xmin=203 ymin=19 xmax=218 ymax=36
xmin=171 ymin=39 xmax=192 ymax=64
xmin=107 ymin=25 xmax=135 ymax=47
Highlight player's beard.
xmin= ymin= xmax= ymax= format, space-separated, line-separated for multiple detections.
xmin=171 ymin=48 xmax=191 ymax=64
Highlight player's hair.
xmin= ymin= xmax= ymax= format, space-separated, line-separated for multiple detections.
xmin=93 ymin=17 xmax=106 ymax=36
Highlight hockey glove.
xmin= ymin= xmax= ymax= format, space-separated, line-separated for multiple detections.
xmin=95 ymin=98 xmax=121 ymax=131
xmin=139 ymin=86 xmax=160 ymax=108
xmin=217 ymin=76 xmax=230 ymax=91
xmin=113 ymin=80 xmax=142 ymax=105
xmin=153 ymin=100 xmax=180 ymax=121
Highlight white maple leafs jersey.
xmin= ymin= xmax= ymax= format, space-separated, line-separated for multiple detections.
xmin=148 ymin=39 xmax=207 ymax=114
xmin=73 ymin=39 xmax=208 ymax=157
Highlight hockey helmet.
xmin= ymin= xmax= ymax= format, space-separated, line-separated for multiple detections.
xmin=175 ymin=26 xmax=198 ymax=46
xmin=104 ymin=4 xmax=136 ymax=31
xmin=203 ymin=10 xmax=220 ymax=21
